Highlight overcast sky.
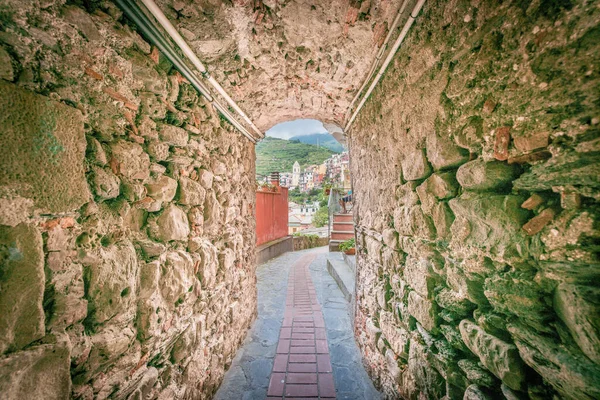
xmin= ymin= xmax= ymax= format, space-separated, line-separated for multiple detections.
xmin=266 ymin=119 xmax=327 ymax=139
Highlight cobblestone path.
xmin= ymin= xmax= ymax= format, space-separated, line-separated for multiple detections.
xmin=214 ymin=247 xmax=380 ymax=400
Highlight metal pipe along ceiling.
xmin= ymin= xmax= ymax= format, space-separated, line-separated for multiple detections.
xmin=114 ymin=0 xmax=259 ymax=143
xmin=139 ymin=0 xmax=264 ymax=139
xmin=345 ymin=0 xmax=427 ymax=133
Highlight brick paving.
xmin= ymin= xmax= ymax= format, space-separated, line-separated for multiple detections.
xmin=267 ymin=253 xmax=337 ymax=399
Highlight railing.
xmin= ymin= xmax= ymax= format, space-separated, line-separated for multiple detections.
xmin=327 ymin=187 xmax=347 ymax=239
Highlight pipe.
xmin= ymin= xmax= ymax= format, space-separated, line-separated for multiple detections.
xmin=345 ymin=0 xmax=426 ymax=132
xmin=139 ymin=0 xmax=264 ymax=139
xmin=115 ymin=0 xmax=257 ymax=143
xmin=345 ymin=0 xmax=409 ymax=121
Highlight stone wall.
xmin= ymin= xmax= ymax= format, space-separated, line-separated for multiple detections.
xmin=293 ymin=234 xmax=330 ymax=251
xmin=349 ymin=0 xmax=600 ymax=399
xmin=0 ymin=1 xmax=256 ymax=399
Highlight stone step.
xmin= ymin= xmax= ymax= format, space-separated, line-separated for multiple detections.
xmin=328 ymin=239 xmax=342 ymax=252
xmin=327 ymin=253 xmax=355 ymax=303
xmin=333 ymin=213 xmax=353 ymax=223
xmin=330 ymin=231 xmax=354 ymax=241
xmin=332 ymin=222 xmax=354 ymax=232
xmin=342 ymin=253 xmax=356 ymax=273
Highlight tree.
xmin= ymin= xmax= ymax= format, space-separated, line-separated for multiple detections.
xmin=312 ymin=205 xmax=329 ymax=227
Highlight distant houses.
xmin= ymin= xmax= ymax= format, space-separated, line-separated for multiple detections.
xmin=278 ymin=151 xmax=350 ymax=192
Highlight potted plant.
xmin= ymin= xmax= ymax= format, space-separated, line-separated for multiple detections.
xmin=323 ymin=183 xmax=332 ymax=196
xmin=339 ymin=238 xmax=355 ymax=255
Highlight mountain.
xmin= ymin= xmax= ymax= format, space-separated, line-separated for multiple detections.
xmin=288 ymin=133 xmax=345 ymax=153
xmin=256 ymin=137 xmax=335 ymax=177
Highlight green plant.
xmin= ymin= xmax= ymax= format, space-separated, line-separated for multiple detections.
xmin=338 ymin=238 xmax=355 ymax=252
xmin=312 ymin=205 xmax=329 ymax=227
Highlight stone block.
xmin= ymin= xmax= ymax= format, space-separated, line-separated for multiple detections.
xmin=417 ymin=172 xmax=458 ymax=214
xmin=365 ymin=235 xmax=383 ymax=264
xmin=63 ymin=5 xmax=101 ymax=41
xmin=85 ymin=324 xmax=136 ymax=377
xmin=159 ymin=124 xmax=189 ymax=147
xmin=382 ymin=228 xmax=398 ymax=249
xmin=199 ymin=169 xmax=214 ymax=189
xmin=513 ymin=151 xmax=600 ymax=192
xmin=212 ymin=160 xmax=227 ymax=176
xmin=406 ymin=339 xmax=446 ymax=399
xmin=140 ymin=92 xmax=167 ymax=119
xmin=0 ymin=46 xmax=14 ymax=81
xmin=521 ymin=193 xmax=544 ymax=210
xmin=111 ymin=140 xmax=150 ymax=181
xmin=522 ymin=208 xmax=555 ymax=235
xmin=484 ymin=272 xmax=551 ymax=331
xmin=513 ymin=132 xmax=549 ymax=153
xmin=426 ymin=133 xmax=470 ymax=171
xmin=456 ymin=159 xmax=521 ymax=191
xmin=86 ymin=242 xmax=138 ymax=325
xmin=178 ymin=177 xmax=206 ymax=206
xmin=554 ymin=283 xmax=600 ymax=364
xmin=431 ymin=202 xmax=454 ymax=240
xmin=393 ymin=205 xmax=436 ymax=240
xmin=508 ymin=322 xmax=600 ymax=400
xmin=445 ymin=261 xmax=487 ymax=306
xmin=463 ymin=384 xmax=494 ymax=400
xmin=385 ymin=348 xmax=403 ymax=381
xmin=404 ymin=255 xmax=439 ymax=298
xmin=128 ymin=50 xmax=166 ymax=95
xmin=457 ymin=359 xmax=496 ymax=388
xmin=435 ymin=288 xmax=476 ymax=319
xmin=395 ymin=181 xmax=420 ymax=206
xmin=416 ymin=182 xmax=436 ymax=215
xmin=560 ymin=191 xmax=581 ymax=209
xmin=47 ymin=264 xmax=88 ymax=330
xmin=147 ymin=140 xmax=170 ymax=161
xmin=0 ymin=80 xmax=90 ymax=213
xmin=448 ymin=193 xmax=529 ymax=261
xmin=148 ymin=204 xmax=190 ymax=242
xmin=401 ymin=149 xmax=432 ymax=181
xmin=161 ymin=251 xmax=196 ymax=305
xmin=408 ymin=291 xmax=437 ymax=331
xmin=91 ymin=166 xmax=120 ymax=200
xmin=145 ymin=175 xmax=178 ymax=205
xmin=0 ymin=224 xmax=45 ymax=354
xmin=379 ymin=311 xmax=409 ymax=359
xmin=0 ymin=343 xmax=71 ymax=400
xmin=192 ymin=238 xmax=218 ymax=289
xmin=493 ymin=127 xmax=510 ymax=161
xmin=459 ymin=320 xmax=526 ymax=390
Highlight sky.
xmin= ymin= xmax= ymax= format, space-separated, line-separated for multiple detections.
xmin=265 ymin=119 xmax=327 ymax=139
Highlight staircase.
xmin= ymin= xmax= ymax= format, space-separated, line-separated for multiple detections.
xmin=329 ymin=212 xmax=355 ymax=251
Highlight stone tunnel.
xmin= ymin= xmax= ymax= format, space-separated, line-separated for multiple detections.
xmin=0 ymin=0 xmax=599 ymax=399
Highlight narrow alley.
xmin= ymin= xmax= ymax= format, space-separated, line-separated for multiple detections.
xmin=215 ymin=247 xmax=380 ymax=400
xmin=0 ymin=0 xmax=598 ymax=399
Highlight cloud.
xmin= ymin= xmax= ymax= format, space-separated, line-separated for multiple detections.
xmin=266 ymin=119 xmax=328 ymax=139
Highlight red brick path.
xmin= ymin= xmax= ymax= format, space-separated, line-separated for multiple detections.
xmin=267 ymin=254 xmax=337 ymax=399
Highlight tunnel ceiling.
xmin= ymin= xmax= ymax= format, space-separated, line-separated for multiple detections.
xmin=154 ymin=0 xmax=406 ymax=131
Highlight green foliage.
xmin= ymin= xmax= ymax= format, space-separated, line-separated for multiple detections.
xmin=312 ymin=205 xmax=329 ymax=228
xmin=256 ymin=137 xmax=335 ymax=176
xmin=289 ymin=187 xmax=322 ymax=205
xmin=338 ymin=238 xmax=355 ymax=252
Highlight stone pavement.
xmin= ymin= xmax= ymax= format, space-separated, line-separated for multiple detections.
xmin=214 ymin=247 xmax=380 ymax=400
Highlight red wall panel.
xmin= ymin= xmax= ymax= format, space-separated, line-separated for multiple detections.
xmin=256 ymin=187 xmax=289 ymax=246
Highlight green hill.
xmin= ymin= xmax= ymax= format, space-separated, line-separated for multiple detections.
xmin=256 ymin=136 xmax=335 ymax=177
xmin=288 ymin=133 xmax=345 ymax=153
